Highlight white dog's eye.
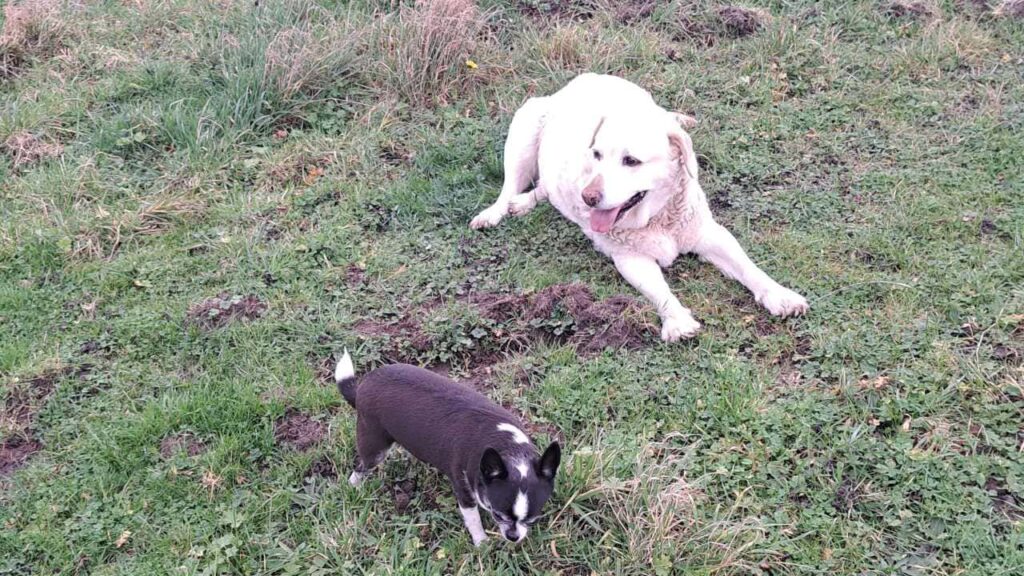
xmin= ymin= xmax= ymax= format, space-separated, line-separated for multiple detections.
xmin=622 ymin=155 xmax=641 ymax=167
xmin=592 ymin=149 xmax=602 ymax=160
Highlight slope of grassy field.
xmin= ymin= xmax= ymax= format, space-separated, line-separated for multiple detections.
xmin=1 ymin=0 xmax=1022 ymax=574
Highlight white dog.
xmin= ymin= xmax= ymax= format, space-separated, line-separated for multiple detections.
xmin=471 ymin=73 xmax=808 ymax=341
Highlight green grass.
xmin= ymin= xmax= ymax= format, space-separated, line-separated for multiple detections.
xmin=1 ymin=0 xmax=1023 ymax=574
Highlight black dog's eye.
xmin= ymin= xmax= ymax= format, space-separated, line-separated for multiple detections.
xmin=592 ymin=149 xmax=602 ymax=160
xmin=622 ymin=155 xmax=641 ymax=167
xmin=494 ymin=512 xmax=510 ymax=522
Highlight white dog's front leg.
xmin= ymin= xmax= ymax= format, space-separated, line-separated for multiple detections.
xmin=694 ymin=223 xmax=808 ymax=317
xmin=459 ymin=505 xmax=489 ymax=547
xmin=613 ymin=253 xmax=701 ymax=341
xmin=508 ymin=187 xmax=546 ymax=217
xmin=470 ymin=97 xmax=548 ymax=229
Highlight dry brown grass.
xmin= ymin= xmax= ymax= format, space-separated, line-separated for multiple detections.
xmin=994 ymin=0 xmax=1024 ymax=17
xmin=263 ymin=19 xmax=363 ymax=101
xmin=0 ymin=0 xmax=70 ymax=79
xmin=372 ymin=0 xmax=488 ymax=108
xmin=72 ymin=194 xmax=205 ymax=261
xmin=557 ymin=435 xmax=771 ymax=572
xmin=1 ymin=131 xmax=63 ymax=168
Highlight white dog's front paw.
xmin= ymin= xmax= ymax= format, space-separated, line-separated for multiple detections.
xmin=661 ymin=313 xmax=702 ymax=342
xmin=470 ymin=204 xmax=507 ymax=229
xmin=758 ymin=287 xmax=809 ymax=317
xmin=507 ymin=192 xmax=537 ymax=217
xmin=470 ymin=534 xmax=488 ymax=547
xmin=348 ymin=471 xmax=365 ymax=487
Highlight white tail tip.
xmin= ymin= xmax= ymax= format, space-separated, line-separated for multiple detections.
xmin=335 ymin=349 xmax=354 ymax=383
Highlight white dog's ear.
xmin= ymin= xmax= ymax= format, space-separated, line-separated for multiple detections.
xmin=671 ymin=112 xmax=698 ymax=129
xmin=667 ymin=118 xmax=699 ymax=180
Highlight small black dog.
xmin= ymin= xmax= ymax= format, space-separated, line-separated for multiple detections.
xmin=336 ymin=350 xmax=561 ymax=546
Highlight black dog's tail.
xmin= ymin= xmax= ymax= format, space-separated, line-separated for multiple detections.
xmin=334 ymin=349 xmax=357 ymax=408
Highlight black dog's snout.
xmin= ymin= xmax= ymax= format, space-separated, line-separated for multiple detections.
xmin=503 ymin=528 xmax=519 ymax=541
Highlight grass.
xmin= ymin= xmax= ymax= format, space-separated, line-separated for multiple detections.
xmin=1 ymin=0 xmax=1022 ymax=574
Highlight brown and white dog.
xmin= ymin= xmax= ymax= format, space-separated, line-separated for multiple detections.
xmin=471 ymin=73 xmax=808 ymax=340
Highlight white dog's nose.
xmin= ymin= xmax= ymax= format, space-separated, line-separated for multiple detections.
xmin=581 ymin=175 xmax=603 ymax=207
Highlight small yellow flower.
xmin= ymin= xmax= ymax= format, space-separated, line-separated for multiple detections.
xmin=465 ymin=59 xmax=478 ymax=70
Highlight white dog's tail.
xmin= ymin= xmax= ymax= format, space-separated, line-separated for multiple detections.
xmin=335 ymin=349 xmax=357 ymax=408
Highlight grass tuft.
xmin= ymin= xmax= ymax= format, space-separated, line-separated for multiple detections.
xmin=0 ymin=0 xmax=69 ymax=79
xmin=371 ymin=0 xmax=488 ymax=108
xmin=995 ymin=0 xmax=1024 ymax=17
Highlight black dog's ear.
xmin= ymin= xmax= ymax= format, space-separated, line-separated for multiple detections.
xmin=536 ymin=442 xmax=561 ymax=481
xmin=480 ymin=448 xmax=507 ymax=483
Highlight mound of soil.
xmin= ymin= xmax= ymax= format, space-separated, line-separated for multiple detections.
xmin=353 ymin=283 xmax=652 ymax=371
xmin=717 ymin=5 xmax=770 ymax=37
xmin=274 ymin=409 xmax=325 ymax=452
xmin=186 ymin=293 xmax=266 ymax=330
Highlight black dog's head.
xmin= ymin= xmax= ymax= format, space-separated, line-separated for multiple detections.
xmin=475 ymin=442 xmax=561 ymax=543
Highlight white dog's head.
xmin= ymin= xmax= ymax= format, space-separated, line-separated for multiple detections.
xmin=582 ymin=110 xmax=699 ymax=233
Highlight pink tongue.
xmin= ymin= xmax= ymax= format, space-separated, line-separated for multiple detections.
xmin=589 ymin=206 xmax=622 ymax=233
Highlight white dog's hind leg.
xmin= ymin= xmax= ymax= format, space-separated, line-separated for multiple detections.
xmin=693 ymin=222 xmax=809 ymax=317
xmin=471 ymin=97 xmax=548 ymax=229
xmin=613 ymin=253 xmax=701 ymax=341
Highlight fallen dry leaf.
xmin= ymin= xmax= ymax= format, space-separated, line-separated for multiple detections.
xmin=201 ymin=469 xmax=223 ymax=492
xmin=114 ymin=529 xmax=131 ymax=548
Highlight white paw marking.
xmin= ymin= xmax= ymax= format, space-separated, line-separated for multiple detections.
xmin=508 ymin=193 xmax=537 ymax=216
xmin=470 ymin=204 xmax=508 ymax=229
xmin=758 ymin=287 xmax=809 ymax=318
xmin=348 ymin=471 xmax=365 ymax=487
xmin=460 ymin=505 xmax=488 ymax=546
xmin=661 ymin=313 xmax=702 ymax=342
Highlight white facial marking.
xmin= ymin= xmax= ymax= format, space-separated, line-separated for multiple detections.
xmin=514 ymin=522 xmax=529 ymax=542
xmin=515 ymin=460 xmax=529 ymax=479
xmin=348 ymin=471 xmax=364 ymax=487
xmin=474 ymin=489 xmax=491 ymax=512
xmin=497 ymin=423 xmax=531 ymax=445
xmin=514 ymin=490 xmax=529 ymax=520
xmin=459 ymin=505 xmax=488 ymax=546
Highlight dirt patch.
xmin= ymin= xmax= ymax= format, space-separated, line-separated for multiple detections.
xmin=274 ymin=409 xmax=326 ymax=452
xmin=832 ymin=476 xmax=861 ymax=512
xmin=3 ymin=365 xmax=89 ymax=430
xmin=882 ymin=0 xmax=937 ymax=20
xmin=159 ymin=432 xmax=207 ymax=459
xmin=345 ymin=264 xmax=366 ymax=287
xmin=304 ymin=455 xmax=337 ymax=481
xmin=986 ymin=477 xmax=1023 ymax=520
xmin=0 ymin=434 xmax=43 ymax=476
xmin=610 ymin=0 xmax=658 ymax=24
xmin=389 ymin=475 xmax=440 ymax=514
xmin=717 ymin=5 xmax=771 ymax=37
xmin=353 ymin=283 xmax=653 ymax=371
xmin=516 ymin=0 xmax=596 ymax=22
xmin=186 ymin=293 xmax=266 ymax=330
